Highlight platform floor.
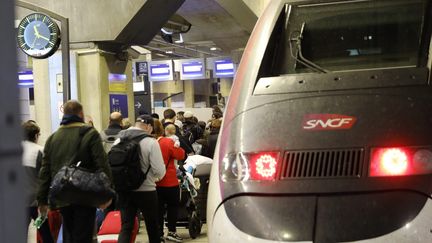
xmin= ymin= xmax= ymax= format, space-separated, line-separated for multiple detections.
xmin=28 ymin=220 xmax=209 ymax=243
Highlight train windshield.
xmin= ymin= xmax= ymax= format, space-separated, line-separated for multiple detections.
xmin=259 ymin=0 xmax=429 ymax=77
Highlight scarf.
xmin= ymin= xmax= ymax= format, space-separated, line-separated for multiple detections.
xmin=60 ymin=114 xmax=84 ymax=125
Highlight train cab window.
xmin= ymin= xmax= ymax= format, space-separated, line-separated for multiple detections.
xmin=257 ymin=0 xmax=428 ymax=79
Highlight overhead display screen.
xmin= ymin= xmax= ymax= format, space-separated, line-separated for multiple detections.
xmin=214 ymin=58 xmax=235 ymax=78
xmin=180 ymin=58 xmax=206 ymax=80
xmin=148 ymin=60 xmax=174 ymax=82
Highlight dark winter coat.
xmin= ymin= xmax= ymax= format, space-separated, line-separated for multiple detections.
xmin=205 ymin=129 xmax=220 ymax=159
xmin=37 ymin=122 xmax=112 ymax=207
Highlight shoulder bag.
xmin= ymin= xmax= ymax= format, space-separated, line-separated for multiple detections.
xmin=49 ymin=126 xmax=115 ymax=207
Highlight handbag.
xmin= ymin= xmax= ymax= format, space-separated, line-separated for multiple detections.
xmin=49 ymin=126 xmax=115 ymax=207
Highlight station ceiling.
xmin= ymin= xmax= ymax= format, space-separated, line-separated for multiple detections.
xmin=15 ymin=0 xmax=267 ymax=61
xmin=146 ymin=0 xmax=258 ymax=60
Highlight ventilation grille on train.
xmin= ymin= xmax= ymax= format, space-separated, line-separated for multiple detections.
xmin=281 ymin=149 xmax=364 ymax=179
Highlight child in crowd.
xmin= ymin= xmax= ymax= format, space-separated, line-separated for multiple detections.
xmin=165 ymin=124 xmax=180 ymax=148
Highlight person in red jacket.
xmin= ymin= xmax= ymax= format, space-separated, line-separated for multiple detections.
xmin=153 ymin=119 xmax=185 ymax=242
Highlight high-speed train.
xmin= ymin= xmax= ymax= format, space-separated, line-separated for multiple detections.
xmin=207 ymin=0 xmax=432 ymax=242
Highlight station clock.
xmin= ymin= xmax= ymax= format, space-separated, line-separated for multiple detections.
xmin=17 ymin=13 xmax=61 ymax=59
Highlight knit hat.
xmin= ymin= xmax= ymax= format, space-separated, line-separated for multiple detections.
xmin=183 ymin=111 xmax=193 ymax=119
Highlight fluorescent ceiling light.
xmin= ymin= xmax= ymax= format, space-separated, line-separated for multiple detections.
xmin=165 ymin=50 xmax=173 ymax=54
xmin=161 ymin=28 xmax=172 ymax=35
xmin=174 ymin=33 xmax=183 ymax=44
xmin=210 ymin=47 xmax=218 ymax=51
xmin=131 ymin=45 xmax=151 ymax=54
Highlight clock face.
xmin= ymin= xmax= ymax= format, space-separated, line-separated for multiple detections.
xmin=17 ymin=13 xmax=61 ymax=59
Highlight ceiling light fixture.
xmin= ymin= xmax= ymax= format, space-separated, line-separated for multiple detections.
xmin=174 ymin=33 xmax=183 ymax=44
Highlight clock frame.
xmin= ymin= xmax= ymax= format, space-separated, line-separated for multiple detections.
xmin=17 ymin=13 xmax=61 ymax=59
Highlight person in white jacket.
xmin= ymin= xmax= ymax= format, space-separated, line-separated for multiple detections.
xmin=22 ymin=120 xmax=54 ymax=243
xmin=115 ymin=115 xmax=166 ymax=243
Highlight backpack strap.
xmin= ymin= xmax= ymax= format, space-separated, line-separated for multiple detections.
xmin=130 ymin=133 xmax=152 ymax=177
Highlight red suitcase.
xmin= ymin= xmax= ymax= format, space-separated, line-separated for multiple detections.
xmin=36 ymin=210 xmax=62 ymax=243
xmin=97 ymin=211 xmax=138 ymax=243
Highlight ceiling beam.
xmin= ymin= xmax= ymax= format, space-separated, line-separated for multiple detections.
xmin=214 ymin=0 xmax=257 ymax=33
xmin=116 ymin=0 xmax=185 ymax=45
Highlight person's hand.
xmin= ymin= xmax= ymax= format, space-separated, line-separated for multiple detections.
xmin=99 ymin=199 xmax=112 ymax=210
xmin=38 ymin=204 xmax=49 ymax=217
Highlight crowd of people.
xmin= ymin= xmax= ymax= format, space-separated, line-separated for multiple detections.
xmin=23 ymin=100 xmax=222 ymax=243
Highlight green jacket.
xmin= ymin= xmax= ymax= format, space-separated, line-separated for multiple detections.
xmin=37 ymin=122 xmax=112 ymax=207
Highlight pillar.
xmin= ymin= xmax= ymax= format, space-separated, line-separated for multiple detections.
xmin=76 ymin=49 xmax=134 ymax=131
xmin=184 ymin=80 xmax=195 ymax=107
xmin=33 ymin=58 xmax=52 ymax=144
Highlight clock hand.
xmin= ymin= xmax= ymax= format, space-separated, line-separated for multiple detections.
xmin=33 ymin=25 xmax=41 ymax=38
xmin=38 ymin=35 xmax=50 ymax=41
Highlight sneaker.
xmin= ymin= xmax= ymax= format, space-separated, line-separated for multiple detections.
xmin=166 ymin=231 xmax=183 ymax=242
xmin=160 ymin=236 xmax=166 ymax=243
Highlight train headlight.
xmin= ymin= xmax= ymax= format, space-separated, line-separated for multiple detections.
xmin=220 ymin=152 xmax=280 ymax=181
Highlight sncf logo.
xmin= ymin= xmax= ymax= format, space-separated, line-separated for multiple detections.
xmin=302 ymin=114 xmax=357 ymax=130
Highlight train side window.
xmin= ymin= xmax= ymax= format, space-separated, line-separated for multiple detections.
xmin=256 ymin=6 xmax=287 ymax=80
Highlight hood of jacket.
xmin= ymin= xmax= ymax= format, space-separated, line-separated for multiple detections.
xmin=118 ymin=127 xmax=150 ymax=140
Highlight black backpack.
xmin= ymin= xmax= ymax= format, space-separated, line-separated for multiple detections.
xmin=108 ymin=134 xmax=150 ymax=192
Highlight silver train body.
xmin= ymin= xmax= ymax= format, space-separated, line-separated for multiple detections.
xmin=208 ymin=0 xmax=432 ymax=242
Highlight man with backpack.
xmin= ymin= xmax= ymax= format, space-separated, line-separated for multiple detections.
xmin=100 ymin=112 xmax=123 ymax=153
xmin=111 ymin=114 xmax=165 ymax=243
xmin=182 ymin=111 xmax=203 ymax=146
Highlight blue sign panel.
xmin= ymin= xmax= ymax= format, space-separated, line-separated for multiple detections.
xmin=109 ymin=94 xmax=129 ymax=118
xmin=18 ymin=71 xmax=34 ymax=87
xmin=148 ymin=60 xmax=174 ymax=82
xmin=214 ymin=58 xmax=235 ymax=78
xmin=180 ymin=58 xmax=205 ymax=80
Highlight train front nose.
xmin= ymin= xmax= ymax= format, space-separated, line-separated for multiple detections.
xmin=211 ymin=94 xmax=432 ymax=242
xmin=211 ymin=192 xmax=432 ymax=243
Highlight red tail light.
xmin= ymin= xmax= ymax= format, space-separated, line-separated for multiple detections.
xmin=249 ymin=153 xmax=279 ymax=180
xmin=370 ymin=147 xmax=432 ymax=177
